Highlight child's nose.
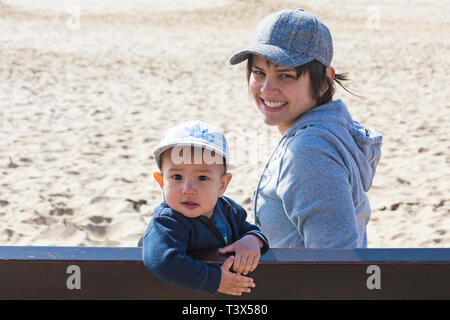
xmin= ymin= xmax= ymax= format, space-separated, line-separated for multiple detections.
xmin=182 ymin=181 xmax=196 ymax=195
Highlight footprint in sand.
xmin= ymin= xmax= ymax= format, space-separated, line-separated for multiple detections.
xmin=83 ymin=216 xmax=113 ymax=236
xmin=7 ymin=157 xmax=18 ymax=168
xmin=0 ymin=200 xmax=9 ymax=207
xmin=89 ymin=215 xmax=113 ymax=224
xmin=49 ymin=207 xmax=74 ymax=216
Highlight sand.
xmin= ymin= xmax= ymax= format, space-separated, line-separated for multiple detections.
xmin=0 ymin=0 xmax=448 ymax=248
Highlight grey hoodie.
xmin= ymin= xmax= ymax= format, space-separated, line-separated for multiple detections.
xmin=252 ymin=99 xmax=383 ymax=248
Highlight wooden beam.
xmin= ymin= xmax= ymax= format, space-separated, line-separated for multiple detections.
xmin=0 ymin=246 xmax=449 ymax=299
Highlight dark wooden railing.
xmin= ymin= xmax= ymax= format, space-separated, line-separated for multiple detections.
xmin=0 ymin=246 xmax=449 ymax=299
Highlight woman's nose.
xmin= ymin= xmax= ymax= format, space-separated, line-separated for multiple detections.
xmin=261 ymin=77 xmax=279 ymax=96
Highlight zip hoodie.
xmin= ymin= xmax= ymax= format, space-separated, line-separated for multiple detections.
xmin=253 ymin=99 xmax=383 ymax=248
xmin=142 ymin=196 xmax=269 ymax=295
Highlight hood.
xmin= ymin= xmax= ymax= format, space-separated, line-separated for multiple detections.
xmin=287 ymin=99 xmax=383 ymax=191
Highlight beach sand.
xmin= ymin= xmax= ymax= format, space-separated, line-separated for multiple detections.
xmin=0 ymin=0 xmax=448 ymax=247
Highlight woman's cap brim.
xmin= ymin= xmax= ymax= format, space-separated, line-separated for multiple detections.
xmin=229 ymin=43 xmax=315 ymax=67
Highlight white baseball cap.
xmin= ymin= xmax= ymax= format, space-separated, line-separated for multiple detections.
xmin=153 ymin=120 xmax=230 ymax=171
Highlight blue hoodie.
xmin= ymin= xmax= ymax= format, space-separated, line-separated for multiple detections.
xmin=253 ymin=99 xmax=383 ymax=248
xmin=142 ymin=196 xmax=269 ymax=295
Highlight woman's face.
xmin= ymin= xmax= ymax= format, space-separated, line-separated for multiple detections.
xmin=249 ymin=55 xmax=317 ymax=135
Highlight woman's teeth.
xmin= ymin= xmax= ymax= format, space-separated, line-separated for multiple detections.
xmin=263 ymin=99 xmax=286 ymax=108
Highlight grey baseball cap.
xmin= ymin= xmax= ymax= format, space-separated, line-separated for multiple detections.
xmin=153 ymin=120 xmax=230 ymax=171
xmin=230 ymin=8 xmax=333 ymax=67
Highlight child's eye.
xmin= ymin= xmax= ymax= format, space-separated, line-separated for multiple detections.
xmin=198 ymin=176 xmax=209 ymax=181
xmin=171 ymin=174 xmax=182 ymax=180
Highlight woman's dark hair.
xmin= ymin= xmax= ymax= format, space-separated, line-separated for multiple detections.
xmin=246 ymin=55 xmax=357 ymax=106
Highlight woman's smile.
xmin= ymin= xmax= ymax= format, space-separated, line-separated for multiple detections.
xmin=260 ymin=97 xmax=288 ymax=111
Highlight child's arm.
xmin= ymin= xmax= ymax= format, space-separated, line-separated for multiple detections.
xmin=219 ymin=234 xmax=263 ymax=275
xmin=217 ymin=255 xmax=256 ymax=296
xmin=219 ymin=197 xmax=270 ymax=275
xmin=223 ymin=197 xmax=270 ymax=253
xmin=142 ymin=215 xmax=221 ymax=295
xmin=142 ymin=214 xmax=255 ymax=296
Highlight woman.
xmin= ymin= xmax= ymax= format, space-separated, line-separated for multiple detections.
xmin=229 ymin=9 xmax=383 ymax=248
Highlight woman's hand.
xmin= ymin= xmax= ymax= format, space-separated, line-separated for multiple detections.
xmin=219 ymin=235 xmax=263 ymax=275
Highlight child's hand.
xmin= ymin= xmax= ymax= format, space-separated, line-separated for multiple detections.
xmin=219 ymin=235 xmax=263 ymax=275
xmin=217 ymin=256 xmax=255 ymax=296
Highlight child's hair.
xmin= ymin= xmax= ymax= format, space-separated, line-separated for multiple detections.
xmin=246 ymin=55 xmax=358 ymax=106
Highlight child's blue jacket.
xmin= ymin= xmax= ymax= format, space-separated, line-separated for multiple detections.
xmin=142 ymin=196 xmax=269 ymax=295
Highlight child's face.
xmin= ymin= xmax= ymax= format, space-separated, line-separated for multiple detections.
xmin=249 ymin=55 xmax=317 ymax=135
xmin=154 ymin=148 xmax=232 ymax=219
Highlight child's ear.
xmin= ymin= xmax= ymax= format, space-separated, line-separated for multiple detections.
xmin=153 ymin=172 xmax=164 ymax=189
xmin=219 ymin=173 xmax=232 ymax=197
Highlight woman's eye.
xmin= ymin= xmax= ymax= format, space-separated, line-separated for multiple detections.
xmin=252 ymin=70 xmax=265 ymax=76
xmin=199 ymin=176 xmax=209 ymax=181
xmin=280 ymin=73 xmax=295 ymax=79
xmin=171 ymin=174 xmax=182 ymax=180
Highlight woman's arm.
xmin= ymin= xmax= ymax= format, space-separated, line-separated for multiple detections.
xmin=277 ymin=131 xmax=360 ymax=248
